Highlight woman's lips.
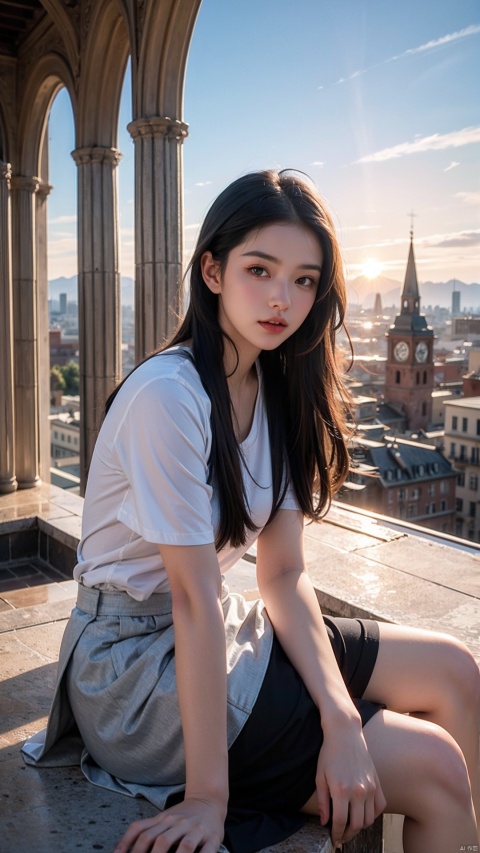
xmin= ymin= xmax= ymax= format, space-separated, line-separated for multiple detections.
xmin=258 ymin=318 xmax=287 ymax=334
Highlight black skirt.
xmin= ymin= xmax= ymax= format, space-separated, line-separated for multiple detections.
xmin=224 ymin=616 xmax=382 ymax=853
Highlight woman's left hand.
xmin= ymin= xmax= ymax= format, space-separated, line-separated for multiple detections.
xmin=315 ymin=715 xmax=386 ymax=848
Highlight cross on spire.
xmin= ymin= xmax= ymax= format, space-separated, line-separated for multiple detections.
xmin=408 ymin=209 xmax=417 ymax=240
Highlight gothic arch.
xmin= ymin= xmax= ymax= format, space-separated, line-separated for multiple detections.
xmin=17 ymin=53 xmax=76 ymax=178
xmin=137 ymin=0 xmax=201 ymax=118
xmin=35 ymin=0 xmax=80 ymax=74
xmin=77 ymin=0 xmax=130 ymax=148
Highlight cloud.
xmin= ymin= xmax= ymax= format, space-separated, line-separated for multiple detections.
xmin=194 ymin=181 xmax=212 ymax=187
xmin=341 ymin=224 xmax=381 ymax=233
xmin=428 ymin=229 xmax=480 ymax=248
xmin=355 ymin=126 xmax=480 ymax=163
xmin=309 ymin=161 xmax=324 ymax=167
xmin=444 ymin=161 xmax=460 ymax=172
xmin=456 ymin=191 xmax=480 ymax=205
xmin=48 ymin=214 xmax=77 ymax=225
xmin=336 ymin=24 xmax=480 ymax=84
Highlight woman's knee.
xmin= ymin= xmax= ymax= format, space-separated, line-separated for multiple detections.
xmin=436 ymin=634 xmax=480 ymax=711
xmin=416 ymin=722 xmax=473 ymax=810
xmin=365 ymin=711 xmax=473 ymax=819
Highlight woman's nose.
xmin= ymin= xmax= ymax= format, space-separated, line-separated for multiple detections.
xmin=268 ymin=279 xmax=291 ymax=310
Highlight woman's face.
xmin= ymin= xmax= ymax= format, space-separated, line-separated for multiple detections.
xmin=201 ymin=222 xmax=322 ymax=360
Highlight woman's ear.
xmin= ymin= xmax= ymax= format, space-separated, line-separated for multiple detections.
xmin=200 ymin=251 xmax=222 ymax=294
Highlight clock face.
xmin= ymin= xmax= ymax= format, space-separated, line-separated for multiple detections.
xmin=415 ymin=341 xmax=429 ymax=363
xmin=393 ymin=341 xmax=410 ymax=362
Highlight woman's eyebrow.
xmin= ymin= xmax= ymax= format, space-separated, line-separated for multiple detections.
xmin=241 ymin=250 xmax=322 ymax=272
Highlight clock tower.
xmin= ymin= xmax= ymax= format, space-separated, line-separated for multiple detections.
xmin=384 ymin=230 xmax=434 ymax=430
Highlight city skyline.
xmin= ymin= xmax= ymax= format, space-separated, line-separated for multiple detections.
xmin=47 ymin=0 xmax=480 ymax=285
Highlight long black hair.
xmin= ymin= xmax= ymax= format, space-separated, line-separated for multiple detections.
xmin=105 ymin=169 xmax=352 ymax=550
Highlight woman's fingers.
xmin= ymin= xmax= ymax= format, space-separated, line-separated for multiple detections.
xmin=113 ymin=802 xmax=224 ymax=853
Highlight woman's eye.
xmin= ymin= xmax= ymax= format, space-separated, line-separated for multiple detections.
xmin=249 ymin=266 xmax=268 ymax=277
xmin=297 ymin=276 xmax=316 ymax=287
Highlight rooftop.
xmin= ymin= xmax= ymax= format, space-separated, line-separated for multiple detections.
xmin=1 ymin=485 xmax=480 ymax=851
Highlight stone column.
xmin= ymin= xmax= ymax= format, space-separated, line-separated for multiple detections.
xmin=72 ymin=146 xmax=122 ymax=493
xmin=0 ymin=162 xmax=17 ymax=493
xmin=127 ymin=117 xmax=188 ymax=361
xmin=11 ymin=175 xmax=41 ymax=488
xmin=36 ymin=180 xmax=53 ymax=485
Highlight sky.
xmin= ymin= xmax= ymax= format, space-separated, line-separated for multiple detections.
xmin=47 ymin=0 xmax=480 ymax=287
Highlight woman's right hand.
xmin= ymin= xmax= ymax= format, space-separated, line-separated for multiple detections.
xmin=113 ymin=797 xmax=226 ymax=853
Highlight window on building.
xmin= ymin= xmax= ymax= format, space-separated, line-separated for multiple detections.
xmin=457 ymin=472 xmax=465 ymax=487
xmin=472 ymin=447 xmax=480 ymax=465
xmin=477 ymin=418 xmax=480 ymax=437
xmin=395 ymin=370 xmax=400 ymax=384
xmin=462 ymin=417 xmax=468 ymax=432
xmin=425 ymin=502 xmax=436 ymax=515
xmin=452 ymin=416 xmax=458 ymax=430
xmin=74 ymin=437 xmax=78 ymax=447
xmin=387 ymin=491 xmax=393 ymax=505
xmin=417 ymin=464 xmax=425 ymax=475
xmin=398 ymin=488 xmax=406 ymax=500
xmin=440 ymin=481 xmax=448 ymax=494
xmin=411 ymin=488 xmax=420 ymax=499
xmin=423 ymin=371 xmax=427 ymax=384
xmin=396 ymin=468 xmax=402 ymax=480
xmin=407 ymin=504 xmax=416 ymax=518
xmin=67 ymin=435 xmax=71 ymax=444
xmin=53 ymin=431 xmax=58 ymax=440
xmin=460 ymin=445 xmax=467 ymax=461
xmin=428 ymin=483 xmax=435 ymax=497
xmin=440 ymin=500 xmax=446 ymax=512
xmin=422 ymin=402 xmax=427 ymax=416
xmin=455 ymin=518 xmax=464 ymax=536
xmin=470 ymin=475 xmax=479 ymax=492
xmin=470 ymin=502 xmax=476 ymax=519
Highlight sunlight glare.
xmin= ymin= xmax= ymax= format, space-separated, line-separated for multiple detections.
xmin=362 ymin=259 xmax=383 ymax=279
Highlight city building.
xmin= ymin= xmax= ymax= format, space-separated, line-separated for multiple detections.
xmin=384 ymin=232 xmax=435 ymax=430
xmin=444 ymin=396 xmax=480 ymax=542
xmin=451 ymin=316 xmax=480 ymax=342
xmin=340 ymin=436 xmax=457 ymax=534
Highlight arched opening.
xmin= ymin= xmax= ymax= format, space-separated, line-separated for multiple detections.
xmin=117 ymin=57 xmax=135 ymax=377
xmin=47 ymin=86 xmax=79 ymax=490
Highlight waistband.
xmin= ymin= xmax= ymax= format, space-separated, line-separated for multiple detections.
xmin=76 ymin=581 xmax=231 ymax=617
xmin=76 ymin=584 xmax=173 ymax=617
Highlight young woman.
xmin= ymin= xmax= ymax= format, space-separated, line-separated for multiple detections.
xmin=23 ymin=170 xmax=479 ymax=852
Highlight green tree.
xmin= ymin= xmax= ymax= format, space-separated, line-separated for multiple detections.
xmin=60 ymin=361 xmax=80 ymax=396
xmin=50 ymin=365 xmax=66 ymax=393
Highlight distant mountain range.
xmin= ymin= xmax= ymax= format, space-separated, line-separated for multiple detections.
xmin=49 ymin=275 xmax=134 ymax=308
xmin=48 ymin=274 xmax=480 ymax=312
xmin=347 ymin=275 xmax=480 ymax=311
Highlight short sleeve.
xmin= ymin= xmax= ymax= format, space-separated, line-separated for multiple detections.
xmin=278 ymin=480 xmax=300 ymax=512
xmin=113 ymin=376 xmax=215 ymax=545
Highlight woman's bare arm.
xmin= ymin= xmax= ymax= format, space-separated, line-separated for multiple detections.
xmin=114 ymin=542 xmax=228 ymax=853
xmin=256 ymin=510 xmax=385 ymax=847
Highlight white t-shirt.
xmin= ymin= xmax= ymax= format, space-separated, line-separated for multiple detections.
xmin=75 ymin=347 xmax=298 ymax=599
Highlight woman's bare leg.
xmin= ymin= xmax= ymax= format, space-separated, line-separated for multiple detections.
xmin=363 ymin=622 xmax=480 ymax=826
xmin=364 ymin=709 xmax=477 ymax=852
xmin=302 ymin=709 xmax=477 ymax=852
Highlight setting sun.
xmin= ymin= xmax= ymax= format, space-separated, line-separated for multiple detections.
xmin=362 ymin=258 xmax=383 ymax=279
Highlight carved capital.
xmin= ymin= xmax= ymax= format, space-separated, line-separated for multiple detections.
xmin=71 ymin=146 xmax=123 ymax=167
xmin=0 ymin=161 xmax=12 ymax=186
xmin=10 ymin=175 xmax=40 ymax=194
xmin=127 ymin=117 xmax=189 ymax=142
xmin=37 ymin=180 xmax=54 ymax=200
